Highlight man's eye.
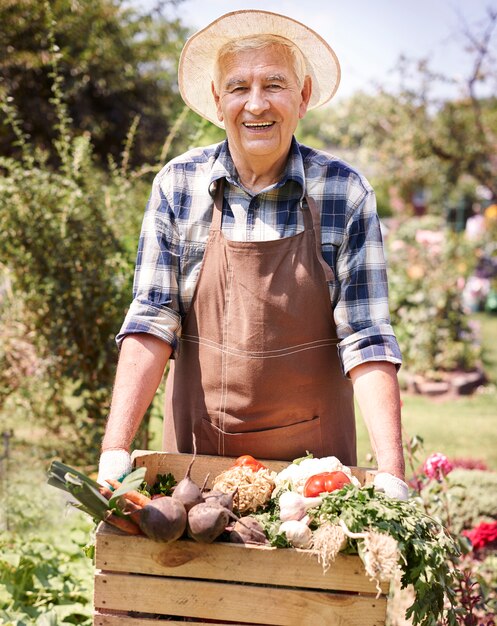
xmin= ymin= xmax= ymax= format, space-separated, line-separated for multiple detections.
xmin=267 ymin=84 xmax=283 ymax=91
xmin=230 ymin=86 xmax=247 ymax=93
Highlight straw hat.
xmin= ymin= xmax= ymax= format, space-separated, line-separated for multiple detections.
xmin=178 ymin=9 xmax=341 ymax=128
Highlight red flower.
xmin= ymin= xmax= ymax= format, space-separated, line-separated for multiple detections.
xmin=462 ymin=521 xmax=497 ymax=551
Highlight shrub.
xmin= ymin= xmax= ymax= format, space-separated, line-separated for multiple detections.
xmin=387 ymin=216 xmax=482 ymax=379
xmin=0 ymin=446 xmax=94 ymax=625
xmin=439 ymin=469 xmax=497 ymax=534
xmin=0 ymin=531 xmax=93 ymax=625
xmin=0 ymin=35 xmax=136 ymax=462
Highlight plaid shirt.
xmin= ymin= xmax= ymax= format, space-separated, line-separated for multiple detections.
xmin=117 ymin=138 xmax=401 ymax=375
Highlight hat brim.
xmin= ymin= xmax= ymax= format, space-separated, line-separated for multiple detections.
xmin=178 ymin=9 xmax=341 ymax=128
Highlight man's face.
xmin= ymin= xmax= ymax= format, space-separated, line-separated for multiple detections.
xmin=212 ymin=44 xmax=311 ymax=169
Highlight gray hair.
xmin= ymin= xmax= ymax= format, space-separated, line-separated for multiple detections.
xmin=213 ymin=34 xmax=307 ymax=90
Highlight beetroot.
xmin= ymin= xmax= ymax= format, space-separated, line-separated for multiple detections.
xmin=137 ymin=496 xmax=187 ymax=542
xmin=202 ymin=489 xmax=236 ymax=511
xmin=172 ymin=434 xmax=204 ymax=511
xmin=187 ymin=502 xmax=232 ymax=543
xmin=230 ymin=516 xmax=268 ymax=545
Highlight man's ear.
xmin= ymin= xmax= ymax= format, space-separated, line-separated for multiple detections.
xmin=211 ymin=82 xmax=224 ymax=123
xmin=299 ymin=76 xmax=312 ymax=119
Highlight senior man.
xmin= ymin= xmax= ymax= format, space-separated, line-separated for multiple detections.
xmin=98 ymin=10 xmax=408 ymax=499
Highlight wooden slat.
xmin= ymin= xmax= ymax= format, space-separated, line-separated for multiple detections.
xmin=131 ymin=451 xmax=376 ymax=489
xmin=95 ymin=523 xmax=387 ymax=595
xmin=94 ymin=614 xmax=249 ymax=626
xmin=94 ymin=572 xmax=387 ymax=626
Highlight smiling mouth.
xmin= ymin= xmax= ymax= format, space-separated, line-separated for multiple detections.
xmin=242 ymin=121 xmax=275 ymax=129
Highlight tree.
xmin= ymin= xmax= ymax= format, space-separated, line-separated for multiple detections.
xmin=0 ymin=0 xmax=189 ymax=166
xmin=300 ymin=6 xmax=497 ymax=215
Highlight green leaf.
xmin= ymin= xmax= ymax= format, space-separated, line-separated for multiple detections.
xmin=63 ymin=475 xmax=109 ymax=521
xmin=292 ymin=451 xmax=314 ymax=465
xmin=47 ymin=461 xmax=101 ymax=493
xmin=108 ymin=467 xmax=146 ymax=507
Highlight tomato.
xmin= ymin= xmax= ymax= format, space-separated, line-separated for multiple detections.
xmin=232 ymin=454 xmax=267 ymax=472
xmin=303 ymin=471 xmax=351 ymax=497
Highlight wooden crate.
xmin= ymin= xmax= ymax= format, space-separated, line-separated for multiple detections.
xmin=94 ymin=451 xmax=388 ymax=626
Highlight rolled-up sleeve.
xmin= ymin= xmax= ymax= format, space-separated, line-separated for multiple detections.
xmin=116 ymin=170 xmax=182 ymax=356
xmin=334 ymin=183 xmax=402 ymax=376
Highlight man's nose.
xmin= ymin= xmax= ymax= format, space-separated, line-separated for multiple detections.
xmin=245 ymin=87 xmax=270 ymax=114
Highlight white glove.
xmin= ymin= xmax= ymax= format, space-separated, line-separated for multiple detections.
xmin=373 ymin=472 xmax=409 ymax=501
xmin=97 ymin=449 xmax=132 ymax=487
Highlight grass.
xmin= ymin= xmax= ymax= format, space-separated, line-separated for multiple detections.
xmin=356 ymin=312 xmax=497 ymax=470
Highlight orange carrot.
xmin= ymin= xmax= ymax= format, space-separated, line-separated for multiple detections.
xmin=122 ymin=490 xmax=151 ymax=507
xmin=106 ymin=478 xmax=151 ymax=508
xmin=104 ymin=511 xmax=142 ymax=535
xmin=117 ymin=497 xmax=143 ymax=524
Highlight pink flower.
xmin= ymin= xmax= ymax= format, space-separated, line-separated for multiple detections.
xmin=415 ymin=229 xmax=445 ymax=246
xmin=423 ymin=453 xmax=453 ymax=481
xmin=415 ymin=229 xmax=444 ymax=254
xmin=462 ymin=521 xmax=497 ymax=551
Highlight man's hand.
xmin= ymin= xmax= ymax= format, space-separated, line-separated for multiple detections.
xmin=97 ymin=449 xmax=132 ymax=486
xmin=373 ymin=472 xmax=409 ymax=500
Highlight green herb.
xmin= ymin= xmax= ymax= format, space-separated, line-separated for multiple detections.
xmin=139 ymin=472 xmax=177 ymax=498
xmin=316 ymin=485 xmax=462 ymax=626
xmin=252 ymin=510 xmax=291 ymax=548
xmin=292 ymin=451 xmax=314 ymax=465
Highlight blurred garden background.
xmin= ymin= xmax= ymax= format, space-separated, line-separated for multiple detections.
xmin=0 ymin=0 xmax=496 ymax=624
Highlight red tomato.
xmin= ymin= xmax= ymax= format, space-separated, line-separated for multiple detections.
xmin=303 ymin=471 xmax=351 ymax=497
xmin=232 ymin=454 xmax=267 ymax=472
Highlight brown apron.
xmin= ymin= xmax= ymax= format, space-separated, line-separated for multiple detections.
xmin=163 ymin=180 xmax=356 ymax=464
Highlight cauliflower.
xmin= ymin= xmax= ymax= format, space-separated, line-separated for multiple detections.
xmin=272 ymin=456 xmax=360 ymax=496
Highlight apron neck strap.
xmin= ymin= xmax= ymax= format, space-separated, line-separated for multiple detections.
xmin=300 ymin=196 xmax=314 ymax=231
xmin=305 ymin=194 xmax=335 ymax=282
xmin=212 ymin=178 xmax=225 ymax=230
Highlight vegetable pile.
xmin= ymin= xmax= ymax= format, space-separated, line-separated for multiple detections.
xmin=48 ymin=452 xmax=463 ymax=626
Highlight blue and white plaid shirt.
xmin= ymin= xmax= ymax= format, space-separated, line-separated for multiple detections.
xmin=117 ymin=138 xmax=402 ymax=375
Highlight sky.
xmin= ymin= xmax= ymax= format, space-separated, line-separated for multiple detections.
xmin=159 ymin=0 xmax=497 ymax=102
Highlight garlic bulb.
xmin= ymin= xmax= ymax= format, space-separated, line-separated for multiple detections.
xmin=279 ymin=520 xmax=313 ymax=549
xmin=278 ymin=491 xmax=323 ymax=522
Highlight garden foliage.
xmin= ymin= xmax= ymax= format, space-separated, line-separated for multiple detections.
xmin=406 ymin=441 xmax=497 ymax=623
xmin=386 ymin=216 xmax=483 ymax=380
xmin=0 ymin=448 xmax=94 ymax=626
xmin=0 ymin=28 xmax=136 ymax=462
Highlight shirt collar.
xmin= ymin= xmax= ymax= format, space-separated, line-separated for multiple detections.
xmin=209 ymin=138 xmax=306 ymax=198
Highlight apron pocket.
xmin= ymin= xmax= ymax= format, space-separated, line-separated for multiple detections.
xmin=200 ymin=416 xmax=324 ymax=461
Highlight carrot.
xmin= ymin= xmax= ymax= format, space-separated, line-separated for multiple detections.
xmin=104 ymin=511 xmax=142 ymax=535
xmin=124 ymin=491 xmax=151 ymax=507
xmin=106 ymin=477 xmax=152 ymax=508
xmin=117 ymin=497 xmax=143 ymax=524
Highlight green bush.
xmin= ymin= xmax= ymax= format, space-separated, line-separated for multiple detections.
xmin=0 ymin=529 xmax=93 ymax=626
xmin=421 ymin=468 xmax=497 ymax=534
xmin=0 ymin=35 xmax=138 ymax=461
xmin=0 ymin=447 xmax=94 ymax=626
xmin=387 ymin=216 xmax=482 ymax=379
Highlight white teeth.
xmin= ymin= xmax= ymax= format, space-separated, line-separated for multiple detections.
xmin=244 ymin=122 xmax=273 ymax=128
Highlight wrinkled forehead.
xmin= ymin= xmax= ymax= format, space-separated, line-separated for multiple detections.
xmin=215 ymin=40 xmax=304 ymax=88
